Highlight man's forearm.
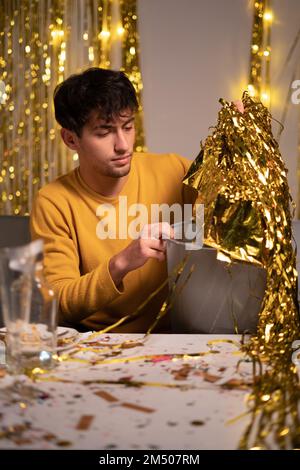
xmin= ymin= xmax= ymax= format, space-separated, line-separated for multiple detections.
xmin=53 ymin=260 xmax=124 ymax=323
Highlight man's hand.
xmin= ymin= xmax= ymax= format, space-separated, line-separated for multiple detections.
xmin=109 ymin=222 xmax=174 ymax=288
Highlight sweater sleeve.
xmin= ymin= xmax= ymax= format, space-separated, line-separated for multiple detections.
xmin=170 ymin=153 xmax=192 ymax=175
xmin=30 ymin=193 xmax=124 ymax=324
xmin=169 ymin=153 xmax=197 ymax=206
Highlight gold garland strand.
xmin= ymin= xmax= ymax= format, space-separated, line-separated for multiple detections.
xmin=248 ymin=0 xmax=272 ymax=108
xmin=248 ymin=0 xmax=265 ymax=97
xmin=146 ymin=257 xmax=194 ymax=336
xmin=98 ymin=0 xmax=112 ymax=69
xmin=84 ymin=256 xmax=189 ymax=338
xmin=120 ymin=0 xmax=146 ymax=152
xmin=249 ymin=3 xmax=300 ymax=220
xmin=263 ymin=0 xmax=271 ymax=107
xmin=183 ymin=92 xmax=300 ymax=449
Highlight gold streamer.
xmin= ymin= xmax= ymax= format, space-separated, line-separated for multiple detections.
xmin=183 ymin=92 xmax=300 ymax=449
xmin=59 ymin=350 xmax=217 ymax=367
xmin=146 ymin=257 xmax=193 ymax=336
xmin=83 ymin=256 xmax=189 ymax=337
xmin=35 ymin=376 xmax=197 ymax=390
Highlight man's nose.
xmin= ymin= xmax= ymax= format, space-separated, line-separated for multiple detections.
xmin=114 ymin=130 xmax=129 ymax=153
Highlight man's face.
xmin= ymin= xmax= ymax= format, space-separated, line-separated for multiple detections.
xmin=75 ymin=109 xmax=135 ymax=178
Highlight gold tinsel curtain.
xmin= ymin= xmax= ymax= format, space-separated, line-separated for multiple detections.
xmin=0 ymin=0 xmax=145 ymax=215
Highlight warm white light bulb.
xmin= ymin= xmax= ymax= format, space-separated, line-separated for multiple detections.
xmin=261 ymin=92 xmax=269 ymax=103
xmin=264 ymin=11 xmax=273 ymax=22
xmin=117 ymin=26 xmax=125 ymax=36
xmin=99 ymin=30 xmax=110 ymax=39
xmin=247 ymin=84 xmax=256 ymax=97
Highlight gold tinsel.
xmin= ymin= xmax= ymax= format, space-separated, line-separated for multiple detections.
xmin=0 ymin=0 xmax=145 ymax=215
xmin=183 ymin=92 xmax=300 ymax=449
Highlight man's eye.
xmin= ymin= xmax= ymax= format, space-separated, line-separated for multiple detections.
xmin=124 ymin=126 xmax=133 ymax=131
xmin=96 ymin=131 xmax=109 ymax=137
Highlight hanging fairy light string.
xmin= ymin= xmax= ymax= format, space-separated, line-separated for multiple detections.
xmin=0 ymin=0 xmax=146 ymax=215
xmin=248 ymin=1 xmax=264 ymax=97
xmin=120 ymin=0 xmax=146 ymax=152
xmin=99 ymin=0 xmax=112 ymax=69
xmin=1 ymin=3 xmax=15 ymax=214
xmin=263 ymin=2 xmax=272 ymax=107
xmin=248 ymin=0 xmax=272 ymax=107
xmin=47 ymin=13 xmax=66 ymax=179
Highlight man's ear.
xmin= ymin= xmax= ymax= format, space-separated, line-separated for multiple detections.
xmin=61 ymin=128 xmax=79 ymax=151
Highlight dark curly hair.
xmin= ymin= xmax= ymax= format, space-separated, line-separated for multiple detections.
xmin=53 ymin=68 xmax=138 ymax=136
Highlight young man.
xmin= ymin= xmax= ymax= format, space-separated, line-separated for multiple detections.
xmin=30 ymin=68 xmax=193 ymax=332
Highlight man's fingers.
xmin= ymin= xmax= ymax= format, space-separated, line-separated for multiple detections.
xmin=140 ymin=222 xmax=174 ymax=240
xmin=160 ymin=223 xmax=175 ymax=240
xmin=147 ymin=238 xmax=166 ymax=252
xmin=148 ymin=250 xmax=165 ymax=262
xmin=233 ymin=99 xmax=245 ymax=114
xmin=138 ymin=238 xmax=166 ymax=261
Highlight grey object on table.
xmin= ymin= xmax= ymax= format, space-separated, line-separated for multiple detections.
xmin=0 ymin=215 xmax=30 ymax=248
xmin=167 ymin=220 xmax=300 ymax=334
xmin=292 ymin=220 xmax=300 ymax=301
xmin=0 ymin=215 xmax=31 ymax=327
xmin=166 ymin=221 xmax=267 ymax=334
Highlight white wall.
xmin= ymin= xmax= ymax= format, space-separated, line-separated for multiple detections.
xmin=138 ymin=0 xmax=300 ymax=207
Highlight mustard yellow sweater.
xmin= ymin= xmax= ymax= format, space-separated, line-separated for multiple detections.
xmin=30 ymin=152 xmax=192 ymax=332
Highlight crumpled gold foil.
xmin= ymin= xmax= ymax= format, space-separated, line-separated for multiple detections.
xmin=183 ymin=92 xmax=300 ymax=449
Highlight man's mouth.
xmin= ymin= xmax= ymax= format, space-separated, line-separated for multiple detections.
xmin=112 ymin=154 xmax=132 ymax=164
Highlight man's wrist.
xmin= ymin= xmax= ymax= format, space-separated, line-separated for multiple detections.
xmin=109 ymin=253 xmax=129 ymax=288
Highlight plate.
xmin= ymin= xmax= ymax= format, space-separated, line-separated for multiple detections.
xmin=0 ymin=326 xmax=80 ymax=352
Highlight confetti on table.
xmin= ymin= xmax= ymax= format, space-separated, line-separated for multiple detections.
xmin=121 ymin=402 xmax=155 ymax=414
xmin=94 ymin=390 xmax=119 ymax=403
xmin=76 ymin=415 xmax=94 ymax=430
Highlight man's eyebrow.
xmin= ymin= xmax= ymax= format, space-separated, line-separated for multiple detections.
xmin=93 ymin=116 xmax=134 ymax=130
xmin=122 ymin=116 xmax=135 ymax=125
xmin=93 ymin=123 xmax=112 ymax=130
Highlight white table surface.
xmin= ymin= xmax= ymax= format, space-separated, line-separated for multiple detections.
xmin=0 ymin=333 xmax=256 ymax=450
